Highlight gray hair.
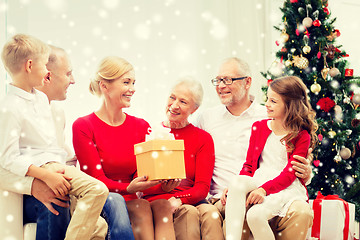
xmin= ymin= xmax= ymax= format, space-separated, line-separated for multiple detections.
xmin=172 ymin=76 xmax=203 ymax=108
xmin=223 ymin=57 xmax=252 ymax=78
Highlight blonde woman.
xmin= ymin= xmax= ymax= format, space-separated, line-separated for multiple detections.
xmin=73 ymin=56 xmax=176 ymax=240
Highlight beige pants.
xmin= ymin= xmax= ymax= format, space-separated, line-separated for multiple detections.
xmin=42 ymin=162 xmax=109 ymax=240
xmin=173 ymin=203 xmax=224 ymax=240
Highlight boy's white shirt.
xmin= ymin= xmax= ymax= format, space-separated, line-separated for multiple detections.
xmin=0 ymin=84 xmax=68 ymax=194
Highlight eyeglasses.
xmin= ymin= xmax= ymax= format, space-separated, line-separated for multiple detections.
xmin=211 ymin=76 xmax=248 ymax=86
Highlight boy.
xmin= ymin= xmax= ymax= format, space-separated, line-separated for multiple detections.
xmin=0 ymin=34 xmax=109 ymax=240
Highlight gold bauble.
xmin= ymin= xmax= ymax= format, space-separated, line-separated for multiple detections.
xmin=280 ymin=32 xmax=289 ymax=43
xmin=328 ymin=130 xmax=336 ymax=138
xmin=340 ymin=147 xmax=351 ymax=160
xmin=302 ymin=45 xmax=311 ymax=54
xmin=285 ymin=60 xmax=292 ymax=67
xmin=302 ymin=17 xmax=313 ymax=28
xmin=329 ymin=67 xmax=340 ymax=77
xmin=321 ymin=67 xmax=330 ymax=80
xmin=293 ymin=55 xmax=309 ymax=69
xmin=310 ymin=83 xmax=321 ymax=94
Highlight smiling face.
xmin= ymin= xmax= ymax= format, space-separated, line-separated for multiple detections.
xmin=166 ymin=83 xmax=198 ymax=125
xmin=30 ymin=54 xmax=50 ymax=88
xmin=216 ymin=59 xmax=250 ymax=107
xmin=105 ymin=70 xmax=135 ymax=108
xmin=46 ymin=51 xmax=75 ymax=101
xmin=265 ymin=86 xmax=286 ymax=120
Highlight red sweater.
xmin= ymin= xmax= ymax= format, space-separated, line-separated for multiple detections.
xmin=72 ymin=113 xmax=150 ymax=201
xmin=142 ymin=124 xmax=215 ymax=205
xmin=240 ymin=119 xmax=310 ymax=195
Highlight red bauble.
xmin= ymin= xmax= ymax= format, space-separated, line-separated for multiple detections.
xmin=290 ymin=0 xmax=298 ymax=2
xmin=313 ymin=19 xmax=321 ymax=27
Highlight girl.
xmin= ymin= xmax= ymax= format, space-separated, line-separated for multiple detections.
xmin=223 ymin=76 xmax=318 ymax=240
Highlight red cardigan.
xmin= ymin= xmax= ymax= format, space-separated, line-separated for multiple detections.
xmin=240 ymin=119 xmax=310 ymax=195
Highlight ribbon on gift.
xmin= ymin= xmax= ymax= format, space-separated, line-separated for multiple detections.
xmin=311 ymin=191 xmax=350 ymax=240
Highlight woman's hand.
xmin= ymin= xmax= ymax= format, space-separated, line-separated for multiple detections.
xmin=168 ymin=196 xmax=182 ymax=213
xmin=246 ymin=187 xmax=266 ymax=207
xmin=126 ymin=176 xmax=161 ymax=194
xmin=220 ymin=188 xmax=228 ymax=205
xmin=161 ymin=179 xmax=181 ymax=192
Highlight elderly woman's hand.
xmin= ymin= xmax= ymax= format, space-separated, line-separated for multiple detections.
xmin=168 ymin=196 xmax=182 ymax=213
xmin=161 ymin=179 xmax=181 ymax=192
xmin=127 ymin=176 xmax=161 ymax=194
xmin=291 ymin=148 xmax=313 ymax=184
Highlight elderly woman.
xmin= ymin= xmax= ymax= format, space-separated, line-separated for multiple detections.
xmin=141 ymin=77 xmax=216 ymax=240
xmin=72 ymin=56 xmax=176 ymax=240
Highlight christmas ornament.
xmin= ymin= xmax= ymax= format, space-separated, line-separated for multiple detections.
xmin=323 ymin=7 xmax=330 ymax=15
xmin=317 ymin=51 xmax=321 ymax=59
xmin=352 ymin=119 xmax=360 ymax=127
xmin=290 ymin=0 xmax=298 ymax=2
xmin=313 ymin=160 xmax=320 ymax=167
xmin=329 ymin=67 xmax=340 ymax=77
xmin=345 ymin=69 xmax=354 ymax=77
xmin=280 ymin=31 xmax=289 ymax=43
xmin=317 ymin=97 xmax=335 ymax=112
xmin=352 ymin=94 xmax=360 ymax=105
xmin=285 ymin=60 xmax=292 ymax=67
xmin=310 ymin=83 xmax=321 ymax=94
xmin=334 ymin=154 xmax=342 ymax=163
xmin=321 ymin=67 xmax=330 ymax=79
xmin=325 ymin=45 xmax=336 ymax=59
xmin=313 ymin=19 xmax=321 ymax=27
xmin=293 ymin=55 xmax=309 ymax=69
xmin=302 ymin=17 xmax=313 ymax=28
xmin=303 ymin=45 xmax=311 ymax=54
xmin=340 ymin=147 xmax=351 ymax=160
xmin=318 ymin=134 xmax=323 ymax=141
xmin=328 ymin=130 xmax=336 ymax=138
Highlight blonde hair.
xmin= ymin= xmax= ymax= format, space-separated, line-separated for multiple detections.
xmin=172 ymin=76 xmax=203 ymax=108
xmin=269 ymin=76 xmax=318 ymax=152
xmin=1 ymin=34 xmax=50 ymax=74
xmin=89 ymin=56 xmax=133 ymax=97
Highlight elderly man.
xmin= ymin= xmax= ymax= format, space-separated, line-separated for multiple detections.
xmin=196 ymin=57 xmax=313 ymax=240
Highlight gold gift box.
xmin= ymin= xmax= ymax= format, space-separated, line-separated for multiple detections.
xmin=134 ymin=139 xmax=186 ymax=180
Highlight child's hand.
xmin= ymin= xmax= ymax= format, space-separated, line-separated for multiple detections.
xmin=246 ymin=187 xmax=266 ymax=207
xmin=161 ymin=179 xmax=181 ymax=192
xmin=220 ymin=188 xmax=228 ymax=205
xmin=43 ymin=172 xmax=72 ymax=197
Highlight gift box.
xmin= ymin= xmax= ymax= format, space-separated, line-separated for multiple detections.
xmin=306 ymin=192 xmax=356 ymax=240
xmin=134 ymin=139 xmax=186 ymax=180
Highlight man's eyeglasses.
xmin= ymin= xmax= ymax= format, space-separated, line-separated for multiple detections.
xmin=211 ymin=76 xmax=248 ymax=86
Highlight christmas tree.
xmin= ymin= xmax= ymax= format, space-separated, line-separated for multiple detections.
xmin=262 ymin=0 xmax=360 ymax=220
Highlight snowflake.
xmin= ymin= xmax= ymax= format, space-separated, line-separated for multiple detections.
xmin=6 ymin=214 xmax=14 ymax=222
xmin=163 ymin=217 xmax=169 ymax=223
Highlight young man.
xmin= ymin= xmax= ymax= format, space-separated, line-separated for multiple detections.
xmin=0 ymin=34 xmax=108 ymax=240
xmin=196 ymin=57 xmax=313 ymax=240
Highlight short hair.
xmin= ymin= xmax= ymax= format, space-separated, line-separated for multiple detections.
xmin=223 ymin=57 xmax=252 ymax=77
xmin=171 ymin=76 xmax=203 ymax=108
xmin=46 ymin=45 xmax=66 ymax=70
xmin=1 ymin=34 xmax=50 ymax=74
xmin=89 ymin=56 xmax=134 ymax=97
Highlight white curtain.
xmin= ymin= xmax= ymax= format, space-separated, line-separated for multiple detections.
xmin=0 ymin=0 xmax=359 ymax=143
